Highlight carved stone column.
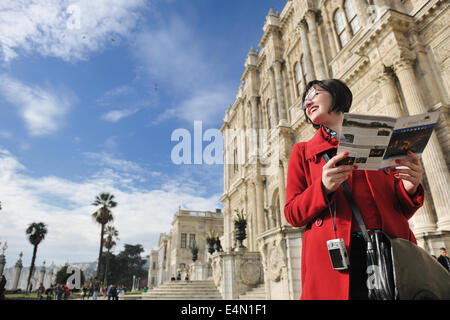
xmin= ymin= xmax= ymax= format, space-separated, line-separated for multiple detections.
xmin=224 ymin=197 xmax=233 ymax=251
xmin=248 ymin=96 xmax=260 ymax=161
xmin=297 ymin=21 xmax=315 ymax=82
xmin=251 ymin=182 xmax=258 ymax=248
xmin=393 ymin=56 xmax=450 ymax=231
xmin=268 ymin=69 xmax=279 ymax=128
xmin=320 ymin=3 xmax=338 ymax=57
xmin=278 ymin=160 xmax=289 ymax=226
xmin=250 ymin=96 xmax=259 ymax=130
xmin=409 ymin=28 xmax=443 ymax=106
xmin=273 ymin=61 xmax=288 ymax=125
xmin=376 ymin=66 xmax=404 ymax=117
xmin=255 ymin=176 xmax=266 ymax=234
xmin=222 ymin=122 xmax=230 ymax=191
xmin=305 ymin=11 xmax=327 ymax=80
xmin=376 ymin=66 xmax=437 ymax=233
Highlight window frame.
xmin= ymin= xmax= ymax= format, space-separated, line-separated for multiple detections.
xmin=181 ymin=233 xmax=187 ymax=248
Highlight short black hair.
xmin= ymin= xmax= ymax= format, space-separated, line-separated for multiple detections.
xmin=301 ymin=79 xmax=353 ymax=129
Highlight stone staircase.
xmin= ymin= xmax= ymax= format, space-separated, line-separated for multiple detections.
xmin=120 ymin=280 xmax=223 ymax=300
xmin=239 ymin=283 xmax=266 ymax=300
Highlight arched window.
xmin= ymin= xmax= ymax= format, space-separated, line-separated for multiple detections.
xmin=294 ymin=62 xmax=303 ymax=97
xmin=334 ymin=0 xmax=361 ymax=49
xmin=344 ymin=0 xmax=360 ymax=35
xmin=334 ymin=9 xmax=348 ymax=47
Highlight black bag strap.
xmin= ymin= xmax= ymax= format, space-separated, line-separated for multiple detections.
xmin=322 ymin=153 xmax=372 ymax=245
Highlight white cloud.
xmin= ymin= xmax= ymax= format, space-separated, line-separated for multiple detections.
xmin=101 ymin=108 xmax=138 ymax=122
xmin=0 ymin=0 xmax=148 ymax=62
xmin=0 ymin=149 xmax=221 ymax=267
xmin=153 ymin=88 xmax=233 ymax=126
xmin=96 ymin=85 xmax=136 ymax=107
xmin=83 ymin=151 xmax=161 ymax=182
xmin=134 ymin=16 xmax=209 ymax=90
xmin=0 ymin=74 xmax=76 ymax=136
xmin=133 ymin=15 xmax=233 ymax=126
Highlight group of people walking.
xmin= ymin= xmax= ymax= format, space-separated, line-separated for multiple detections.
xmin=36 ymin=283 xmax=71 ymax=300
xmin=79 ymin=281 xmax=125 ymax=300
xmin=32 ymin=278 xmax=126 ymax=300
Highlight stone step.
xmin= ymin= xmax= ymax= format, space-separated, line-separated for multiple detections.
xmin=141 ymin=296 xmax=220 ymax=300
xmin=144 ymin=292 xmax=222 ymax=298
xmin=146 ymin=289 xmax=220 ymax=294
xmin=119 ymin=280 xmax=223 ymax=300
xmin=154 ymin=284 xmax=218 ymax=289
xmin=239 ymin=284 xmax=266 ymax=300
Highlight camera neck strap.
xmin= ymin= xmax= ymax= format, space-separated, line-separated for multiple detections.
xmin=322 ymin=153 xmax=372 ymax=245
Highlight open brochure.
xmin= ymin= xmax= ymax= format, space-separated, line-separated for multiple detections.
xmin=336 ymin=110 xmax=440 ymax=170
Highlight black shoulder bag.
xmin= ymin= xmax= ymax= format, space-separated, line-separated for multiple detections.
xmin=322 ymin=153 xmax=450 ymax=300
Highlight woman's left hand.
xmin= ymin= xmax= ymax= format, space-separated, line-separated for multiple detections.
xmin=392 ymin=150 xmax=423 ymax=196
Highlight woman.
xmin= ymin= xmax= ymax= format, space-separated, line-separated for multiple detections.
xmin=284 ymin=79 xmax=424 ymax=300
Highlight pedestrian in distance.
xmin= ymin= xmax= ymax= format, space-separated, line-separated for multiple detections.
xmin=0 ymin=275 xmax=6 ymax=300
xmin=92 ymin=277 xmax=100 ymax=300
xmin=87 ymin=282 xmax=93 ymax=299
xmin=63 ymin=284 xmax=70 ymax=300
xmin=37 ymin=283 xmax=45 ymax=300
xmin=438 ymin=248 xmax=450 ymax=272
xmin=45 ymin=285 xmax=53 ymax=300
xmin=81 ymin=285 xmax=87 ymax=300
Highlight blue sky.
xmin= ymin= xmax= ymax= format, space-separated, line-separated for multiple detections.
xmin=0 ymin=0 xmax=286 ymax=268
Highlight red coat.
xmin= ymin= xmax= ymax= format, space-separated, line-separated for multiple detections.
xmin=284 ymin=127 xmax=424 ymax=300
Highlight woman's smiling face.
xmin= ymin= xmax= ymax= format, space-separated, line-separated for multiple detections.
xmin=303 ymin=85 xmax=335 ymax=126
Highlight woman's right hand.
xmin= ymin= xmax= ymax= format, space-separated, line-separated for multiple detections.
xmin=322 ymin=152 xmax=355 ymax=195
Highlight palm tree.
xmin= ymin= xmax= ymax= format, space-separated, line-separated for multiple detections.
xmin=103 ymin=225 xmax=119 ymax=286
xmin=92 ymin=192 xmax=117 ymax=278
xmin=25 ymin=222 xmax=48 ymax=292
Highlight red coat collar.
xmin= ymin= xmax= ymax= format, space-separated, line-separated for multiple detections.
xmin=305 ymin=126 xmax=339 ymax=161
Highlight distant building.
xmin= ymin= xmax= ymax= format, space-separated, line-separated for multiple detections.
xmin=150 ymin=208 xmax=224 ymax=285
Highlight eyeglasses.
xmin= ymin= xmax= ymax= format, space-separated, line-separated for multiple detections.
xmin=302 ymin=87 xmax=318 ymax=111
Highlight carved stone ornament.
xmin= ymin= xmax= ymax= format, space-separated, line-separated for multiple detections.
xmin=268 ymin=241 xmax=286 ymax=282
xmin=240 ymin=260 xmax=261 ymax=286
xmin=211 ymin=257 xmax=222 ymax=287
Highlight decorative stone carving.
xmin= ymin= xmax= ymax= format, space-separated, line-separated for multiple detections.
xmin=266 ymin=239 xmax=287 ymax=282
xmin=211 ymin=255 xmax=222 ymax=287
xmin=240 ymin=260 xmax=261 ymax=286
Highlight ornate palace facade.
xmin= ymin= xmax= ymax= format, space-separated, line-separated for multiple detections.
xmin=219 ymin=0 xmax=449 ymax=299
